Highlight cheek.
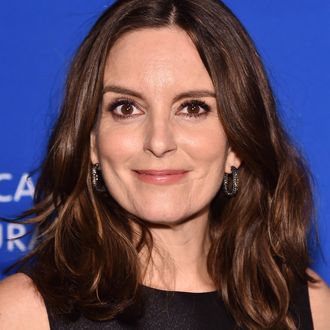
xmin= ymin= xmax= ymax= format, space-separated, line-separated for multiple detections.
xmin=184 ymin=124 xmax=228 ymax=167
xmin=96 ymin=126 xmax=140 ymax=165
xmin=187 ymin=125 xmax=228 ymax=198
xmin=95 ymin=126 xmax=140 ymax=206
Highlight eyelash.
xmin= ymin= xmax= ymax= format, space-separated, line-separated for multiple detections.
xmin=107 ymin=98 xmax=211 ymax=120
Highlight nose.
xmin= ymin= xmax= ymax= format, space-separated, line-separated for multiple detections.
xmin=143 ymin=113 xmax=177 ymax=158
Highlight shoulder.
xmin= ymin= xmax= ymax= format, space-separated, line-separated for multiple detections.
xmin=0 ymin=272 xmax=50 ymax=329
xmin=307 ymin=268 xmax=330 ymax=330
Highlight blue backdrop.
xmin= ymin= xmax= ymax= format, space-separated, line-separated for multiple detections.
xmin=0 ymin=1 xmax=329 ymax=283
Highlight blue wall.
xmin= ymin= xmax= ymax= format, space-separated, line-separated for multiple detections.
xmin=0 ymin=1 xmax=329 ymax=283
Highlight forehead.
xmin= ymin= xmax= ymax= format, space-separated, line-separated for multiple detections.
xmin=103 ymin=26 xmax=214 ymax=92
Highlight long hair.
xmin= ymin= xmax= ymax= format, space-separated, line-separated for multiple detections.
xmin=11 ymin=0 xmax=315 ymax=328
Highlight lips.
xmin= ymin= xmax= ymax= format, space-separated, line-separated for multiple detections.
xmin=135 ymin=170 xmax=187 ymax=175
xmin=133 ymin=169 xmax=189 ymax=184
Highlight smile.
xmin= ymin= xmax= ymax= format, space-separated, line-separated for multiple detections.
xmin=133 ymin=170 xmax=189 ymax=184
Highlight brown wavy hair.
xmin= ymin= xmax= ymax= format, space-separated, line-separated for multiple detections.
xmin=11 ymin=0 xmax=315 ymax=328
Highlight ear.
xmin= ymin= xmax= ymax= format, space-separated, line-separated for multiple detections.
xmin=90 ymin=130 xmax=99 ymax=164
xmin=224 ymin=146 xmax=242 ymax=173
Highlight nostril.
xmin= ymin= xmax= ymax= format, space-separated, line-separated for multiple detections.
xmin=143 ymin=122 xmax=177 ymax=157
xmin=144 ymin=130 xmax=177 ymax=157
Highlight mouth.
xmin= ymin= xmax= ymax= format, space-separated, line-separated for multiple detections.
xmin=133 ymin=169 xmax=189 ymax=184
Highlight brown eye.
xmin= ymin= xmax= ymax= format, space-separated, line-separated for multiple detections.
xmin=178 ymin=100 xmax=211 ymax=118
xmin=186 ymin=103 xmax=201 ymax=114
xmin=108 ymin=99 xmax=143 ymax=120
xmin=120 ymin=103 xmax=134 ymax=115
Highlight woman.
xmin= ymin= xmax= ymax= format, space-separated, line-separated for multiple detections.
xmin=0 ymin=0 xmax=329 ymax=329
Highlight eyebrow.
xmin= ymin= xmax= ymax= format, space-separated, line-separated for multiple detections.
xmin=102 ymin=84 xmax=216 ymax=102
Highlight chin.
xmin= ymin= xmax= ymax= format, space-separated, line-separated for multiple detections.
xmin=131 ymin=206 xmax=205 ymax=227
xmin=137 ymin=212 xmax=187 ymax=226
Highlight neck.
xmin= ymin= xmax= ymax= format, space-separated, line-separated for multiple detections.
xmin=138 ymin=210 xmax=215 ymax=292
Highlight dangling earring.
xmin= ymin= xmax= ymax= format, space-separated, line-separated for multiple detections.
xmin=223 ymin=166 xmax=239 ymax=197
xmin=91 ymin=163 xmax=106 ymax=192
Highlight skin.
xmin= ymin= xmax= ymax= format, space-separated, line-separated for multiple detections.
xmin=91 ymin=27 xmax=239 ymax=225
xmin=90 ymin=26 xmax=240 ymax=291
xmin=0 ymin=27 xmax=329 ymax=329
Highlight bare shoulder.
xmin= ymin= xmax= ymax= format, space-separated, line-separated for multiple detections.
xmin=307 ymin=268 xmax=330 ymax=330
xmin=0 ymin=272 xmax=49 ymax=330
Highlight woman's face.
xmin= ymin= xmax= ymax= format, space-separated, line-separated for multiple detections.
xmin=91 ymin=26 xmax=240 ymax=225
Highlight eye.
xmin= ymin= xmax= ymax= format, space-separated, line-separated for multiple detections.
xmin=108 ymin=98 xmax=143 ymax=119
xmin=178 ymin=100 xmax=211 ymax=118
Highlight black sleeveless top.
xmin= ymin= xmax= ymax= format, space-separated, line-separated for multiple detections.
xmin=43 ymin=282 xmax=314 ymax=329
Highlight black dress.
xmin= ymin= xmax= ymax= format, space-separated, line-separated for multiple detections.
xmin=44 ymin=282 xmax=314 ymax=329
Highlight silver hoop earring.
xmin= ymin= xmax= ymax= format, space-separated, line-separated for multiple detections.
xmin=91 ymin=163 xmax=106 ymax=192
xmin=223 ymin=166 xmax=239 ymax=197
